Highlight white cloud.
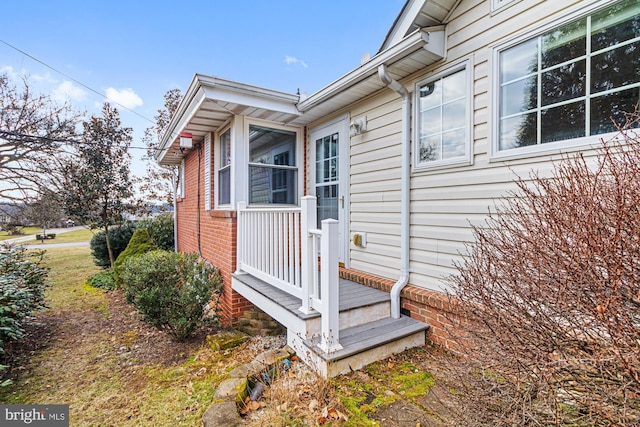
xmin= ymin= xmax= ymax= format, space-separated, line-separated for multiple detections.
xmin=31 ymin=71 xmax=58 ymax=84
xmin=52 ymin=80 xmax=86 ymax=103
xmin=105 ymin=87 xmax=143 ymax=110
xmin=285 ymin=55 xmax=308 ymax=68
xmin=0 ymin=65 xmax=21 ymax=80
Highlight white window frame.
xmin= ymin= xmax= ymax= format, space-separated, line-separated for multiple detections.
xmin=413 ymin=60 xmax=473 ymax=171
xmin=490 ymin=0 xmax=640 ymax=161
xmin=244 ymin=118 xmax=303 ymax=207
xmin=214 ymin=124 xmax=233 ymax=209
xmin=204 ymin=132 xmax=212 ymax=211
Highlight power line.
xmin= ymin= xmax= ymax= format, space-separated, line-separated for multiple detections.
xmin=0 ymin=38 xmax=155 ymax=125
xmin=0 ymin=129 xmax=171 ymax=153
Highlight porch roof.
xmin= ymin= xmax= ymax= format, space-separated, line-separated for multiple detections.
xmin=156 ymin=75 xmax=301 ymax=166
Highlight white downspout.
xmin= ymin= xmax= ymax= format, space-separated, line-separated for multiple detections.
xmin=172 ymin=171 xmax=179 ymax=252
xmin=378 ymin=64 xmax=411 ymax=319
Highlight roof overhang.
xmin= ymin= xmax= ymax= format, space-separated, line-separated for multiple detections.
xmin=289 ymin=27 xmax=445 ymax=127
xmin=156 ymin=26 xmax=446 ymax=165
xmin=156 ymin=74 xmax=300 ymax=165
xmin=380 ymin=0 xmax=460 ymax=52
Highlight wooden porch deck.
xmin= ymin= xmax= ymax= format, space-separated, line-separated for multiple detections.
xmin=232 ymin=272 xmax=390 ymax=321
xmin=233 ymin=271 xmax=429 ymax=377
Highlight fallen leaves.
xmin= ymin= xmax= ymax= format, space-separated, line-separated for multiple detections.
xmin=240 ymin=397 xmax=267 ymax=415
xmin=315 ymin=406 xmax=348 ymax=424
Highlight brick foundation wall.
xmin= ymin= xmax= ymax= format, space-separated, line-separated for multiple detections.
xmin=339 ymin=267 xmax=458 ymax=348
xmin=175 ymin=148 xmax=252 ymax=327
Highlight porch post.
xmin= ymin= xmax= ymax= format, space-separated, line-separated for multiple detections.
xmin=299 ymin=196 xmax=316 ymax=314
xmin=319 ymin=218 xmax=342 ymax=353
xmin=235 ymin=202 xmax=246 ymax=274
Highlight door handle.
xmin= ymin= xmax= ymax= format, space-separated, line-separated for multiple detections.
xmin=340 ymin=195 xmax=344 ymax=208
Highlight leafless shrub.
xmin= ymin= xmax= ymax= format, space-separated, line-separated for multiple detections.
xmin=449 ymin=111 xmax=640 ymax=426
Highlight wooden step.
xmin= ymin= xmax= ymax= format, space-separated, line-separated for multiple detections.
xmin=233 ymin=272 xmax=390 ymax=331
xmin=302 ymin=316 xmax=429 ymax=377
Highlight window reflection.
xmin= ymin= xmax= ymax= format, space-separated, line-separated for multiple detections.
xmin=248 ymin=125 xmax=297 ymax=205
xmin=498 ymin=0 xmax=639 ymax=151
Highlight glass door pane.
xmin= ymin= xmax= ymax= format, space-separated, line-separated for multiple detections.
xmin=315 ymin=133 xmax=339 ymax=228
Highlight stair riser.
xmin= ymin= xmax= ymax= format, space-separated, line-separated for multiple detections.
xmin=303 ymin=301 xmax=390 ymax=336
xmin=290 ymin=330 xmax=426 ymax=378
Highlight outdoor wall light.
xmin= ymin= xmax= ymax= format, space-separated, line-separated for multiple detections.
xmin=179 ymin=132 xmax=193 ymax=149
xmin=349 ymin=116 xmax=367 ymax=137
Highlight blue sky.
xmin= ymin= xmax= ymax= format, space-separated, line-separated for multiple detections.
xmin=0 ymin=0 xmax=405 ymax=176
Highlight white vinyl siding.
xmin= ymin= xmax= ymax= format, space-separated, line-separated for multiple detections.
xmin=330 ymin=0 xmax=621 ymax=292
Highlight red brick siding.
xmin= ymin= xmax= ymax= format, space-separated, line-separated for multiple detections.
xmin=175 ymin=147 xmax=251 ymax=326
xmin=339 ymin=267 xmax=460 ymax=349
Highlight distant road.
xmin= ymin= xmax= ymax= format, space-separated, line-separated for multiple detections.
xmin=1 ymin=226 xmax=89 ymax=248
xmin=28 ymin=241 xmax=90 ymax=249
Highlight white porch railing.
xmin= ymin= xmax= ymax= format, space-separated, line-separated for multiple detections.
xmin=236 ymin=196 xmax=342 ymax=353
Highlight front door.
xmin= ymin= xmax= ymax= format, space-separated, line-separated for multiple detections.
xmin=310 ymin=119 xmax=348 ymax=264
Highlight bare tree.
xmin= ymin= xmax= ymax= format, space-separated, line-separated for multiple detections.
xmin=449 ymin=111 xmax=640 ymax=425
xmin=0 ymin=73 xmax=81 ymax=201
xmin=27 ymin=189 xmax=66 ymax=240
xmin=137 ymin=88 xmax=182 ymax=208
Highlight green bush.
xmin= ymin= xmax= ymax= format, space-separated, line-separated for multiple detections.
xmin=113 ymin=229 xmax=158 ymax=287
xmin=121 ymin=250 xmax=221 ymax=340
xmin=87 ymin=270 xmax=116 ymax=290
xmin=90 ymin=223 xmax=136 ymax=268
xmin=136 ymin=213 xmax=174 ymax=251
xmin=89 ymin=216 xmax=174 ymax=269
xmin=0 ymin=245 xmax=49 ymax=358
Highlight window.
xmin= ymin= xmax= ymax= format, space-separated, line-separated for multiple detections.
xmin=415 ymin=63 xmax=470 ymax=168
xmin=315 ymin=132 xmax=339 ymax=226
xmin=496 ymin=0 xmax=640 ymax=154
xmin=248 ymin=124 xmax=297 ymax=205
xmin=218 ymin=128 xmax=231 ymax=205
xmin=204 ymin=133 xmax=212 ymax=210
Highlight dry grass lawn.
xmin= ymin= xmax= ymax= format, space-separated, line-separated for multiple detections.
xmin=0 ymin=245 xmax=468 ymax=426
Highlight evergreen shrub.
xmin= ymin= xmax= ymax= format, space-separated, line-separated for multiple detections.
xmin=121 ymin=250 xmax=221 ymax=340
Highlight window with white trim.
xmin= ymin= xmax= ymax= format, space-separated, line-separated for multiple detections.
xmin=204 ymin=133 xmax=212 ymax=210
xmin=496 ymin=0 xmax=639 ymax=154
xmin=217 ymin=128 xmax=231 ymax=206
xmin=415 ymin=63 xmax=470 ymax=168
xmin=248 ymin=124 xmax=297 ymax=205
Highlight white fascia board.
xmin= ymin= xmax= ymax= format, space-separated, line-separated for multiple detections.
xmin=197 ymin=74 xmax=300 ymax=108
xmin=156 ymin=73 xmax=206 ymax=163
xmin=156 ymin=74 xmax=300 ymax=164
xmin=298 ymin=29 xmax=443 ymax=112
xmin=203 ymin=84 xmax=300 ymax=117
xmin=381 ymin=0 xmax=426 ymax=51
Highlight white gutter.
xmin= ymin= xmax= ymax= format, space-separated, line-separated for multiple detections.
xmin=378 ymin=64 xmax=411 ymax=319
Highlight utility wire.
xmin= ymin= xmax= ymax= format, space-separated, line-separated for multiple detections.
xmin=0 ymin=129 xmax=173 ymax=153
xmin=0 ymin=38 xmax=155 ymax=125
